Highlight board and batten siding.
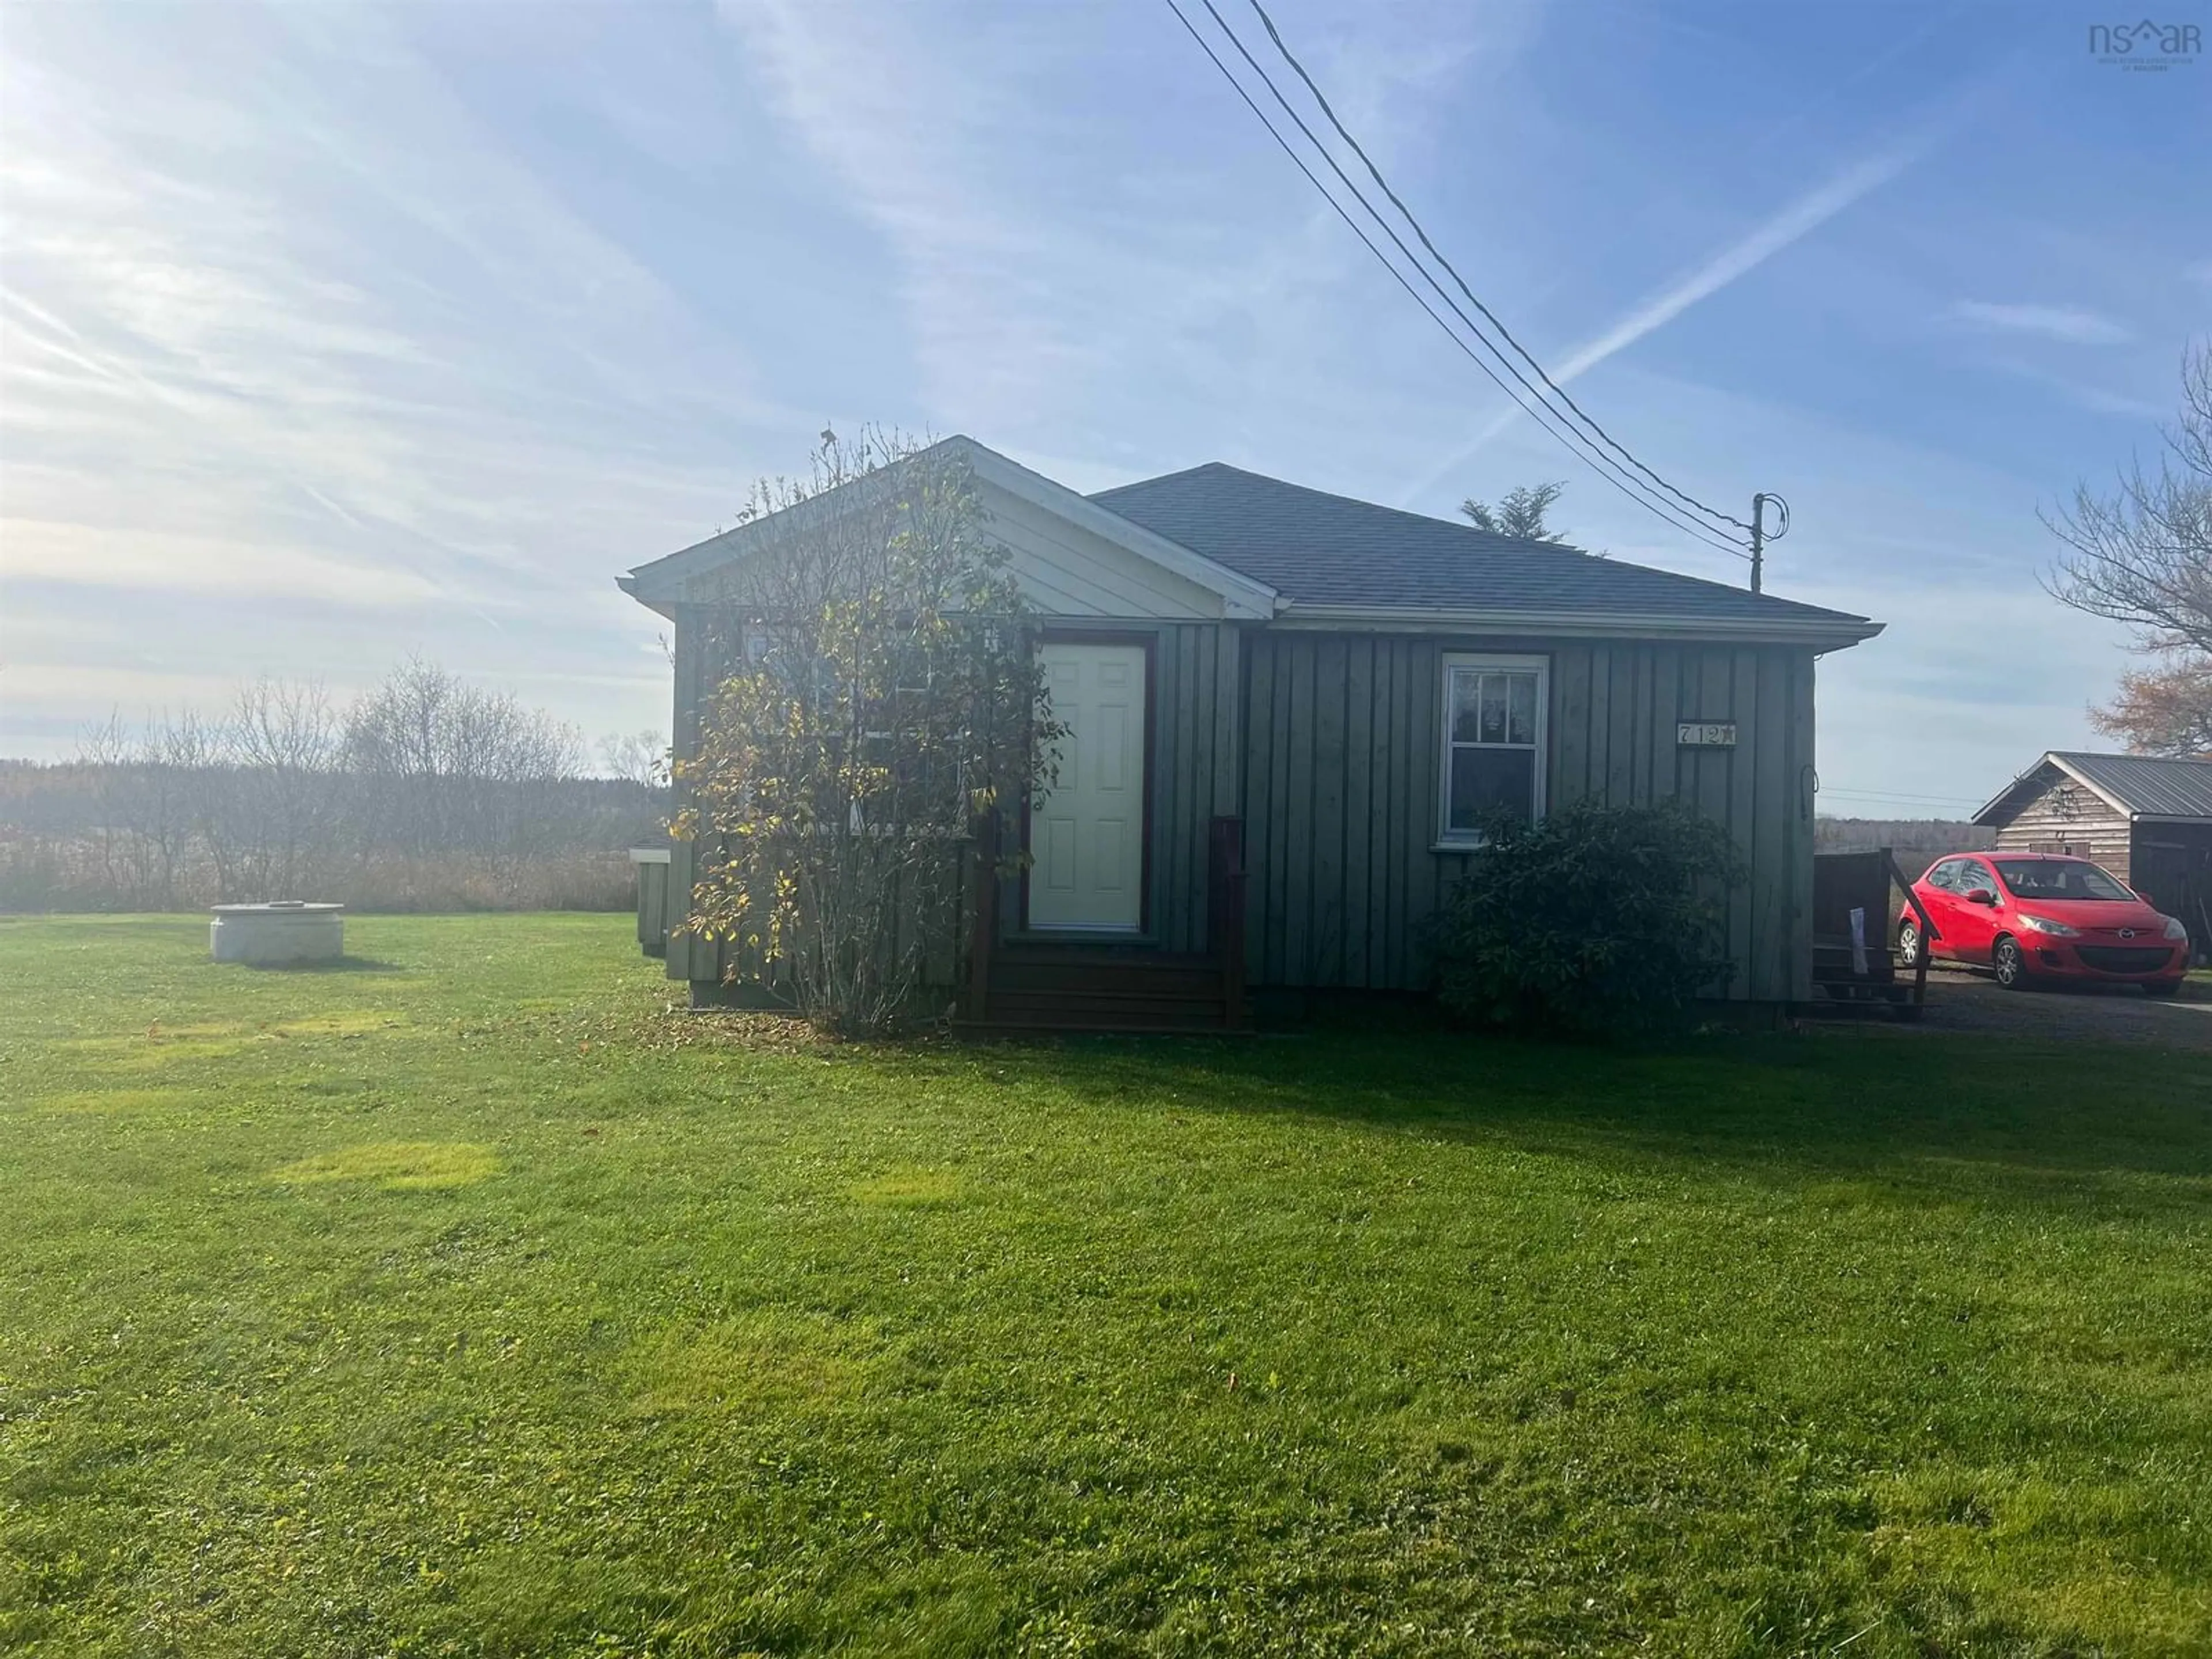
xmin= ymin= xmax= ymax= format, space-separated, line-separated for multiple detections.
xmin=661 ymin=602 xmax=711 ymax=987
xmin=1143 ymin=619 xmax=1243 ymax=952
xmin=662 ymin=608 xmax=1243 ymax=985
xmin=1239 ymin=631 xmax=1820 ymax=1002
xmin=657 ymin=471 xmax=1249 ymax=988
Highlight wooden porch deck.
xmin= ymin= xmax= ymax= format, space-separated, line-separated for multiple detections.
xmin=957 ymin=814 xmax=1249 ymax=1035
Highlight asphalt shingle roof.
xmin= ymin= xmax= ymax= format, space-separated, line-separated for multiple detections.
xmin=1089 ymin=462 xmax=1873 ymax=628
xmin=2053 ymin=751 xmax=2212 ymax=820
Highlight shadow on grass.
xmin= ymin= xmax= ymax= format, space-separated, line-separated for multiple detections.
xmin=223 ymin=955 xmax=407 ymax=975
xmin=937 ymin=1025 xmax=2212 ymax=1200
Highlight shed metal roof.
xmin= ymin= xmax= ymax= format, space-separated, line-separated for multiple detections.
xmin=1976 ymin=751 xmax=2212 ymax=824
xmin=1090 ymin=462 xmax=1878 ymax=638
xmin=2054 ymin=752 xmax=2212 ymax=820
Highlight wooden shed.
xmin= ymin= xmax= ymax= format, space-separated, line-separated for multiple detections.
xmin=620 ymin=438 xmax=1884 ymax=1027
xmin=1974 ymin=751 xmax=2212 ymax=957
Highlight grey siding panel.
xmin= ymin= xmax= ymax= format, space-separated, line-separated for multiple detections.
xmin=1343 ymin=637 xmax=1373 ymax=986
xmin=1406 ymin=637 xmax=1448 ymax=963
xmin=1787 ymin=652 xmax=1817 ymax=1002
xmin=1137 ymin=622 xmax=1238 ymax=955
xmin=1554 ymin=643 xmax=1593 ymax=805
xmin=1156 ymin=627 xmax=1184 ymax=950
xmin=1242 ymin=629 xmax=1823 ymax=1001
xmin=1645 ymin=646 xmax=1675 ymax=802
xmin=1173 ymin=625 xmax=1198 ymax=951
xmin=1311 ymin=634 xmax=1349 ymax=982
xmin=1692 ymin=652 xmax=1733 ymax=993
xmin=671 ymin=611 xmax=1243 ymax=984
xmin=1747 ymin=648 xmax=1791 ymax=1002
xmin=665 ymin=608 xmax=705 ymax=983
xmin=1213 ymin=624 xmax=1242 ymax=816
xmin=1725 ymin=649 xmax=1759 ymax=998
xmin=1606 ymin=646 xmax=1638 ymax=804
xmin=1378 ymin=639 xmax=1405 ymax=987
xmin=664 ymin=607 xmax=1827 ymax=1004
xmin=1171 ymin=623 xmax=1211 ymax=952
xmin=1286 ymin=635 xmax=1317 ymax=983
xmin=1152 ymin=630 xmax=1178 ymax=949
xmin=1252 ymin=632 xmax=1286 ymax=979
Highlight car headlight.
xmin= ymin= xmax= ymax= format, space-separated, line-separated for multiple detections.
xmin=2166 ymin=916 xmax=2190 ymax=942
xmin=2016 ymin=914 xmax=2080 ymax=937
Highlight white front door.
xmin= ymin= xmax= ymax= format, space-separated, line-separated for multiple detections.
xmin=1029 ymin=641 xmax=1147 ymax=931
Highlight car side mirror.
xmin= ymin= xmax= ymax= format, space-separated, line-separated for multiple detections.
xmin=1967 ymin=889 xmax=1997 ymax=906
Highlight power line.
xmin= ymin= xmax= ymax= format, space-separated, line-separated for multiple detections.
xmin=1817 ymin=790 xmax=1985 ymax=809
xmin=1162 ymin=0 xmax=1752 ymax=562
xmin=1239 ymin=0 xmax=1754 ymax=537
xmin=1188 ymin=0 xmax=1749 ymax=562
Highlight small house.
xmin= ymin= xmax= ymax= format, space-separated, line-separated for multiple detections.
xmin=1973 ymin=751 xmax=2212 ymax=951
xmin=619 ymin=437 xmax=1883 ymax=1026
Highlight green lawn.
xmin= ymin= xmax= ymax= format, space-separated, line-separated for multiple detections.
xmin=3 ymin=916 xmax=2210 ymax=1657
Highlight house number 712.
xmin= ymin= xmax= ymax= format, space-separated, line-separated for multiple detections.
xmin=1676 ymin=722 xmax=1737 ymax=747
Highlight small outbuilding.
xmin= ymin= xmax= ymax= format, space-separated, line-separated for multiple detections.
xmin=1973 ymin=751 xmax=2212 ymax=952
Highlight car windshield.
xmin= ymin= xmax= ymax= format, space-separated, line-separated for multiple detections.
xmin=1993 ymin=860 xmax=2134 ymax=901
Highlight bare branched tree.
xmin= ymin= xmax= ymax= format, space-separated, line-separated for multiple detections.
xmin=78 ymin=713 xmax=191 ymax=907
xmin=10 ymin=665 xmax=656 ymax=913
xmin=598 ymin=729 xmax=670 ymax=789
xmin=2045 ymin=342 xmax=2212 ymax=754
xmin=344 ymin=658 xmax=582 ymax=880
xmin=677 ymin=432 xmax=1061 ymax=1033
xmin=225 ymin=679 xmax=342 ymax=898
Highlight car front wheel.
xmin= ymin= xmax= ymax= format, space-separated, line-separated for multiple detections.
xmin=1992 ymin=936 xmax=2031 ymax=991
xmin=1897 ymin=921 xmax=1923 ymax=968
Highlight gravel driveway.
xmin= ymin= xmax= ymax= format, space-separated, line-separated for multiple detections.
xmin=1850 ymin=967 xmax=2212 ymax=1052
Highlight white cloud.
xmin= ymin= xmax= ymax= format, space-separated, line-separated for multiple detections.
xmin=1397 ymin=129 xmax=1933 ymax=506
xmin=1979 ymin=360 xmax=2167 ymax=419
xmin=713 ymin=0 xmax=1506 ymax=441
xmin=2 ymin=520 xmax=444 ymax=608
xmin=0 ymin=661 xmax=266 ymax=712
xmin=0 ymin=5 xmax=779 ymax=755
xmin=1950 ymin=301 xmax=2133 ymax=346
xmin=1558 ymin=145 xmax=1926 ymax=382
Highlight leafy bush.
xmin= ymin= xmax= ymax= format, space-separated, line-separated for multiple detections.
xmin=677 ymin=433 xmax=1060 ymax=1035
xmin=1430 ymin=800 xmax=1742 ymax=1037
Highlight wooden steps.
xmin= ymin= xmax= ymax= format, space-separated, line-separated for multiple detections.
xmin=957 ymin=813 xmax=1249 ymax=1036
xmin=961 ymin=945 xmax=1246 ymax=1035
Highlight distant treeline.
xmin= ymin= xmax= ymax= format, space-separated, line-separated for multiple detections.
xmin=1 ymin=662 xmax=669 ymax=914
xmin=1815 ymin=817 xmax=1987 ymax=872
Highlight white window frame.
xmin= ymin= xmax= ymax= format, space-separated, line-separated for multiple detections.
xmin=1437 ymin=652 xmax=1549 ymax=848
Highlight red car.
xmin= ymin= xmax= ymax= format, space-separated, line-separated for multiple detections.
xmin=1898 ymin=851 xmax=2191 ymax=994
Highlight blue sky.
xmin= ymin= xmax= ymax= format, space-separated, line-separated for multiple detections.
xmin=2 ymin=0 xmax=2205 ymax=816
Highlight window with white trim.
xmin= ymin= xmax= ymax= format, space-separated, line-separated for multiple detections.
xmin=1439 ymin=653 xmax=1547 ymax=843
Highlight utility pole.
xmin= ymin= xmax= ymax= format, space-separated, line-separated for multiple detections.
xmin=1749 ymin=492 xmax=1789 ymax=594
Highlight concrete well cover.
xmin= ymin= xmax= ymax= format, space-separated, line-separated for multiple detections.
xmin=210 ymin=901 xmax=345 ymax=965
